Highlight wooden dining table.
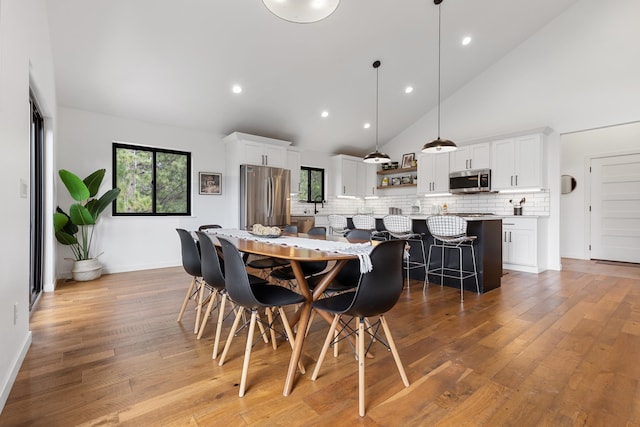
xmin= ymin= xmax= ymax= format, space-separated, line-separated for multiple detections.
xmin=207 ymin=231 xmax=361 ymax=396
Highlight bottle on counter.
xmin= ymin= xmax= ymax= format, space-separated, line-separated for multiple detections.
xmin=381 ymin=177 xmax=389 ymax=186
xmin=442 ymin=203 xmax=448 ymax=214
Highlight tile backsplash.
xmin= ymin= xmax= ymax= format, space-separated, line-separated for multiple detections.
xmin=291 ymin=190 xmax=549 ymax=217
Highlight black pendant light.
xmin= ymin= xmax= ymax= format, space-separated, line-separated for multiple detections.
xmin=363 ymin=60 xmax=391 ymax=164
xmin=422 ymin=0 xmax=457 ymax=153
xmin=262 ymin=0 xmax=340 ymax=24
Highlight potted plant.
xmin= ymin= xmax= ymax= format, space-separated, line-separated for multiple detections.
xmin=53 ymin=169 xmax=121 ymax=281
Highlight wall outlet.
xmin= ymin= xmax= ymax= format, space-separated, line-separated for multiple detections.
xmin=14 ymin=302 xmax=18 ymax=325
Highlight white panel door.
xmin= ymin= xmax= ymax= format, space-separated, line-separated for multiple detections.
xmin=590 ymin=153 xmax=640 ymax=263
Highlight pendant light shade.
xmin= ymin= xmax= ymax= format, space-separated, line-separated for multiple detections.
xmin=262 ymin=0 xmax=340 ymax=24
xmin=363 ymin=60 xmax=391 ymax=164
xmin=422 ymin=0 xmax=457 ymax=154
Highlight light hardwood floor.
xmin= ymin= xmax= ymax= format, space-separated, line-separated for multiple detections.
xmin=1 ymin=259 xmax=640 ymax=426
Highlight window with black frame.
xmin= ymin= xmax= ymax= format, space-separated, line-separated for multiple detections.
xmin=112 ymin=142 xmax=191 ymax=215
xmin=299 ymin=166 xmax=324 ymax=203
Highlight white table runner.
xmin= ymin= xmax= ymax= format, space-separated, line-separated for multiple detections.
xmin=207 ymin=229 xmax=374 ymax=273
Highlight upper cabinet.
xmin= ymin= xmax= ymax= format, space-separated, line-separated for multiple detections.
xmin=491 ymin=133 xmax=545 ymax=191
xmin=449 ymin=142 xmax=491 ymax=172
xmin=331 ymin=155 xmax=376 ymax=197
xmin=224 ymin=132 xmax=289 ymax=169
xmin=287 ymin=148 xmax=301 ymax=194
xmin=417 ymin=153 xmax=450 ymax=194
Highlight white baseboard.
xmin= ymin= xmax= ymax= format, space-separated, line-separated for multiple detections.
xmin=0 ymin=331 xmax=32 ymax=414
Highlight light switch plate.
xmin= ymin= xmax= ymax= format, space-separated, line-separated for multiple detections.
xmin=20 ymin=179 xmax=28 ymax=198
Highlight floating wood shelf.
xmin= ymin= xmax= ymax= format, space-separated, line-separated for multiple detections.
xmin=377 ymin=183 xmax=417 ymax=190
xmin=376 ymin=166 xmax=417 ymax=175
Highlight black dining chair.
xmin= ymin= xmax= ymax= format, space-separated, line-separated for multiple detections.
xmin=311 ymin=239 xmax=410 ymax=417
xmin=269 ymin=226 xmax=328 ymax=286
xmin=176 ymin=228 xmax=207 ymax=334
xmin=216 ymin=237 xmax=306 ymax=397
xmin=194 ymin=233 xmax=268 ymax=358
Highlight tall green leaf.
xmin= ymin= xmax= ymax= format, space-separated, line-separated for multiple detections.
xmin=86 ymin=188 xmax=121 ymax=219
xmin=69 ymin=203 xmax=95 ymax=226
xmin=55 ymin=230 xmax=78 ymax=245
xmin=53 ymin=212 xmax=69 ymax=232
xmin=83 ymin=169 xmax=106 ymax=198
xmin=59 ymin=170 xmax=90 ymax=201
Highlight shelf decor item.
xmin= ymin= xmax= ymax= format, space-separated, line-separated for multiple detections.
xmin=401 ymin=153 xmax=415 ymax=169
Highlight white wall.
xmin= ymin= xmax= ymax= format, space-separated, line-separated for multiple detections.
xmin=560 ymin=121 xmax=640 ymax=259
xmin=381 ymin=0 xmax=640 ymax=270
xmin=56 ymin=108 xmax=227 ymax=275
xmin=0 ymin=0 xmax=57 ymax=412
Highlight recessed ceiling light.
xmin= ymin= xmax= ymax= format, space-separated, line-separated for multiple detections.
xmin=232 ymin=85 xmax=242 ymax=94
xmin=462 ymin=36 xmax=472 ymax=46
xmin=405 ymin=86 xmax=414 ymax=94
xmin=321 ymin=111 xmax=329 ymax=118
xmin=364 ymin=123 xmax=371 ymax=129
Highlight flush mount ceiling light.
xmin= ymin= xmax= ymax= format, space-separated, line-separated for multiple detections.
xmin=262 ymin=0 xmax=340 ymax=24
xmin=422 ymin=0 xmax=458 ymax=154
xmin=363 ymin=60 xmax=391 ymax=164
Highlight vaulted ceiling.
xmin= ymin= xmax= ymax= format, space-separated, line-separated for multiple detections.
xmin=46 ymin=0 xmax=579 ymax=156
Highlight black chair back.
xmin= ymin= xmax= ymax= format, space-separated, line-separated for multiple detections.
xmin=199 ymin=224 xmax=222 ymax=231
xmin=308 ymin=226 xmax=326 ymax=235
xmin=345 ymin=229 xmax=372 ymax=242
xmin=195 ymin=231 xmax=225 ymax=292
xmin=218 ymin=237 xmax=262 ymax=310
xmin=283 ymin=225 xmax=298 ymax=234
xmin=176 ymin=229 xmax=201 ymax=277
xmin=344 ymin=239 xmax=405 ymax=318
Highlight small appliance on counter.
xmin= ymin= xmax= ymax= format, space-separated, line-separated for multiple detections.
xmin=389 ymin=207 xmax=402 ymax=214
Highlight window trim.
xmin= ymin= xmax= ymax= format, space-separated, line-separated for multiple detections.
xmin=299 ymin=166 xmax=325 ymax=203
xmin=112 ymin=142 xmax=192 ymax=216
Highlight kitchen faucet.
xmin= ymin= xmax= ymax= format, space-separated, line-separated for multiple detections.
xmin=313 ymin=196 xmax=324 ymax=214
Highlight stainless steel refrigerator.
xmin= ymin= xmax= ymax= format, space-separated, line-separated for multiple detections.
xmin=239 ymin=164 xmax=291 ymax=230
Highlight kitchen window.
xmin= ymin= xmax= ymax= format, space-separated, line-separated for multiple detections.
xmin=299 ymin=166 xmax=324 ymax=203
xmin=112 ymin=142 xmax=191 ymax=215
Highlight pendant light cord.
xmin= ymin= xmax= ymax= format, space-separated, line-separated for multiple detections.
xmin=376 ymin=64 xmax=379 ymax=150
xmin=437 ymin=2 xmax=441 ymax=139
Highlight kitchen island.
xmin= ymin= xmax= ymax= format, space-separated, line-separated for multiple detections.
xmin=346 ymin=215 xmax=502 ymax=293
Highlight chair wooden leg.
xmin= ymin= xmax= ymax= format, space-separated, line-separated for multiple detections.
xmin=218 ymin=306 xmax=244 ymax=366
xmin=239 ymin=310 xmax=257 ymax=397
xmin=256 ymin=312 xmax=269 ymax=344
xmin=358 ymin=317 xmax=366 ymax=417
xmin=177 ymin=277 xmax=196 ymax=322
xmin=211 ymin=293 xmax=228 ymax=359
xmin=380 ymin=315 xmax=410 ymax=387
xmin=333 ymin=329 xmax=339 ymax=358
xmin=197 ymin=289 xmax=217 ymax=339
xmin=278 ymin=307 xmax=305 ymax=374
xmin=266 ymin=308 xmax=277 ymax=350
xmin=194 ymin=280 xmax=206 ymax=334
xmin=312 ymin=314 xmax=340 ymax=381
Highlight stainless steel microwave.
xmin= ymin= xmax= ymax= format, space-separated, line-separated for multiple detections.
xmin=449 ymin=169 xmax=491 ymax=193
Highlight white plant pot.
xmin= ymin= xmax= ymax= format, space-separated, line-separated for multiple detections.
xmin=72 ymin=259 xmax=103 ymax=282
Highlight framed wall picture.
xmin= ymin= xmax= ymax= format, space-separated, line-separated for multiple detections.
xmin=401 ymin=153 xmax=415 ymax=169
xmin=199 ymin=172 xmax=222 ymax=195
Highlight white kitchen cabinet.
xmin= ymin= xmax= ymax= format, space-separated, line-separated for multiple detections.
xmin=287 ymin=148 xmax=301 ymax=194
xmin=417 ymin=152 xmax=450 ymax=194
xmin=449 ymin=142 xmax=490 ymax=172
xmin=491 ymin=134 xmax=544 ymax=191
xmin=225 ymin=131 xmax=288 ymax=168
xmin=502 ymin=217 xmax=547 ymax=273
xmin=363 ymin=163 xmax=378 ymax=198
xmin=331 ymin=155 xmax=360 ymax=197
